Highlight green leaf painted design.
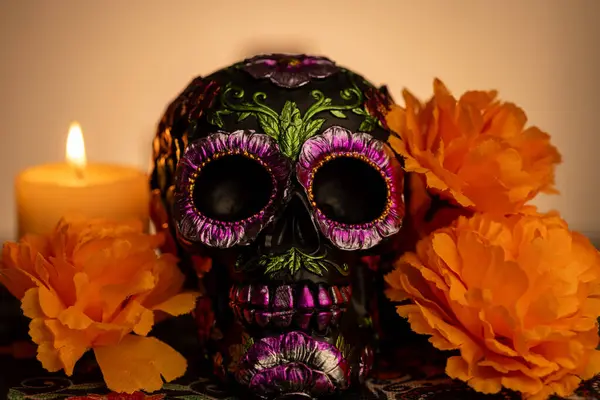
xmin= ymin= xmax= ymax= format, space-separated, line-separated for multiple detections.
xmin=241 ymin=332 xmax=254 ymax=353
xmin=352 ymin=107 xmax=368 ymax=116
xmin=335 ymin=262 xmax=350 ymax=275
xmin=255 ymin=248 xmax=345 ymax=278
xmin=335 ymin=334 xmax=353 ymax=359
xmin=330 ymin=110 xmax=347 ymax=118
xmin=212 ymin=73 xmax=368 ymax=159
xmin=208 ymin=109 xmax=233 ymax=129
xmin=359 ymin=117 xmax=377 ymax=132
xmin=303 ymin=118 xmax=326 ymax=142
xmin=257 ymin=113 xmax=279 ymax=139
xmin=237 ymin=111 xmax=252 ymax=122
xmin=208 ymin=112 xmax=224 ymax=128
xmin=278 ymin=101 xmax=303 ymax=157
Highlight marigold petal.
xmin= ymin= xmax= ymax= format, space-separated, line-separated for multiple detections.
xmin=21 ymin=288 xmax=43 ymax=319
xmin=545 ymin=375 xmax=582 ymax=398
xmin=501 ymin=375 xmax=543 ymax=395
xmin=33 ymin=253 xmax=52 ymax=287
xmin=58 ymin=306 xmax=94 ymax=330
xmin=94 ymin=335 xmax=187 ymax=393
xmin=446 ymin=356 xmax=471 ymax=381
xmin=38 ymin=285 xmax=65 ymax=318
xmin=432 ymin=233 xmax=461 ymax=276
xmin=534 ymin=339 xmax=583 ymax=370
xmin=100 ymin=270 xmax=156 ymax=319
xmin=396 ymin=304 xmax=456 ymax=351
xmin=36 ymin=342 xmax=63 ymax=373
xmin=152 ymin=292 xmax=199 ymax=316
xmin=384 ymin=287 xmax=408 ymax=302
xmin=44 ymin=320 xmax=90 ymax=375
xmin=419 ymin=305 xmax=482 ymax=363
xmin=387 ymin=135 xmax=410 ymax=159
xmin=478 ymin=354 xmax=534 ymax=377
xmin=111 ymin=300 xmax=153 ymax=333
xmin=428 ymin=334 xmax=456 ymax=351
xmin=133 ymin=307 xmax=155 ymax=336
xmin=72 ymin=272 xmax=104 ymax=322
xmin=469 ymin=376 xmax=502 ymax=394
xmin=46 ymin=257 xmax=77 ymax=306
xmin=481 ymin=321 xmax=519 ymax=357
xmin=137 ymin=254 xmax=185 ymax=309
xmin=28 ymin=318 xmax=53 ymax=345
xmin=0 ymin=267 xmax=36 ymax=299
xmin=403 ymin=157 xmax=429 ymax=174
xmin=581 ymin=350 xmax=600 ymax=380
xmin=399 ymin=268 xmax=449 ymax=319
xmin=384 ymin=268 xmax=410 ymax=302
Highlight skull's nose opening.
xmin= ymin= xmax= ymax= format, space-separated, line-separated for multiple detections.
xmin=262 ymin=192 xmax=320 ymax=255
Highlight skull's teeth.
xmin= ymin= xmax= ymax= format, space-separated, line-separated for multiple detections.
xmin=273 ymin=285 xmax=293 ymax=309
xmin=317 ymin=286 xmax=332 ymax=308
xmin=316 ymin=311 xmax=333 ymax=331
xmin=228 ymin=283 xmax=351 ymax=331
xmin=298 ymin=285 xmax=315 ymax=309
xmin=250 ymin=285 xmax=270 ymax=307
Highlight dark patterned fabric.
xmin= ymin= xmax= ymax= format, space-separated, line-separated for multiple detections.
xmin=5 ymin=371 xmax=600 ymax=399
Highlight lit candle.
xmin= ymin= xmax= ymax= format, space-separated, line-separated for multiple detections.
xmin=15 ymin=122 xmax=149 ymax=238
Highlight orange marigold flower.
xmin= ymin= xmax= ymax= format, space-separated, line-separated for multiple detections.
xmin=0 ymin=217 xmax=199 ymax=394
xmin=385 ymin=211 xmax=600 ymax=399
xmin=404 ymin=172 xmax=473 ymax=242
xmin=385 ymin=79 xmax=562 ymax=215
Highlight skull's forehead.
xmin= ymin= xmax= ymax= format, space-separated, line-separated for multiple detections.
xmin=187 ymin=58 xmax=391 ymax=146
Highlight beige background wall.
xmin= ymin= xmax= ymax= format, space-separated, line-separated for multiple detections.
xmin=0 ymin=0 xmax=599 ymax=243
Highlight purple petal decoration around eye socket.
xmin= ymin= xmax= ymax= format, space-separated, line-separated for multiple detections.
xmin=174 ymin=130 xmax=292 ymax=248
xmin=296 ymin=125 xmax=405 ymax=251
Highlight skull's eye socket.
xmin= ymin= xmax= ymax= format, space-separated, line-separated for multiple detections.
xmin=193 ymin=155 xmax=274 ymax=222
xmin=296 ymin=126 xmax=405 ymax=251
xmin=174 ymin=130 xmax=292 ymax=248
xmin=312 ymin=157 xmax=387 ymax=224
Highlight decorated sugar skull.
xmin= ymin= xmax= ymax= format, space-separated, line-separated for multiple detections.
xmin=150 ymin=54 xmax=405 ymax=399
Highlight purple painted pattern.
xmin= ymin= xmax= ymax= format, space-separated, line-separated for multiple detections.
xmin=174 ymin=130 xmax=292 ymax=248
xmin=229 ymin=283 xmax=351 ymax=331
xmin=236 ymin=331 xmax=350 ymax=397
xmin=242 ymin=54 xmax=339 ymax=88
xmin=296 ymin=126 xmax=405 ymax=250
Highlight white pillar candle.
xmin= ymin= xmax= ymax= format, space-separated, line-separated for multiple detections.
xmin=15 ymin=122 xmax=149 ymax=238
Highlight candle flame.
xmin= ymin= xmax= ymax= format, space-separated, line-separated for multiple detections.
xmin=66 ymin=122 xmax=87 ymax=169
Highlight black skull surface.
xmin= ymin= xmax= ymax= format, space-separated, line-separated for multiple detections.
xmin=150 ymin=54 xmax=405 ymax=399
